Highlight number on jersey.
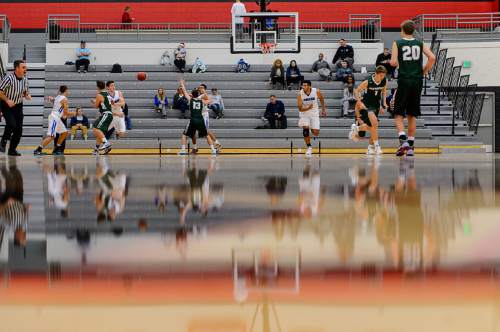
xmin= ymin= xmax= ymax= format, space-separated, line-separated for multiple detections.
xmin=402 ymin=45 xmax=420 ymax=61
xmin=192 ymin=101 xmax=202 ymax=110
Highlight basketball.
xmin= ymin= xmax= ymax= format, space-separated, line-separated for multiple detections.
xmin=137 ymin=72 xmax=147 ymax=81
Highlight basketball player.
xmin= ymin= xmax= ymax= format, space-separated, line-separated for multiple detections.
xmin=46 ymin=160 xmax=70 ymax=218
xmin=390 ymin=20 xmax=435 ymax=157
xmin=106 ymin=81 xmax=127 ymax=139
xmin=34 ymin=85 xmax=76 ymax=155
xmin=297 ymin=80 xmax=327 ymax=157
xmin=178 ymin=80 xmax=218 ymax=155
xmin=348 ymin=66 xmax=388 ymax=155
xmin=91 ymin=81 xmax=113 ymax=154
xmin=196 ymin=83 xmax=222 ymax=153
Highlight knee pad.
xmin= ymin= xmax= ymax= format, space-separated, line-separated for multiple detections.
xmin=303 ymin=128 xmax=310 ymax=138
xmin=358 ymin=131 xmax=367 ymax=138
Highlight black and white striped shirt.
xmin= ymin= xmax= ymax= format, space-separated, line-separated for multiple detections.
xmin=1 ymin=200 xmax=28 ymax=230
xmin=0 ymin=72 xmax=30 ymax=105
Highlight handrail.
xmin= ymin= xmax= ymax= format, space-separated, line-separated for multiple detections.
xmin=0 ymin=15 xmax=10 ymax=43
xmin=46 ymin=14 xmax=382 ymax=42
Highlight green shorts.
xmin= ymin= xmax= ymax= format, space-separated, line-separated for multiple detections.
xmin=183 ymin=118 xmax=208 ymax=139
xmin=393 ymin=78 xmax=423 ymax=118
xmin=358 ymin=107 xmax=379 ymax=128
xmin=94 ymin=111 xmax=113 ymax=133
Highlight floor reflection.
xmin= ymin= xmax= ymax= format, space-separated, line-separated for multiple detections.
xmin=0 ymin=155 xmax=498 ymax=331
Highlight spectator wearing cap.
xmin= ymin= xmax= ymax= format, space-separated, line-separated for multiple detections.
xmin=174 ymin=43 xmax=187 ymax=73
xmin=75 ymin=41 xmax=91 ymax=73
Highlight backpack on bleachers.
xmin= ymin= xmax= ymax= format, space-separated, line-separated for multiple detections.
xmin=192 ymin=57 xmax=207 ymax=73
xmin=111 ymin=63 xmax=123 ymax=73
xmin=160 ymin=51 xmax=172 ymax=66
xmin=237 ymin=59 xmax=250 ymax=73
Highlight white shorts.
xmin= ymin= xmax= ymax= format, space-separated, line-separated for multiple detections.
xmin=298 ymin=111 xmax=320 ymax=130
xmin=111 ymin=116 xmax=127 ymax=133
xmin=203 ymin=112 xmax=210 ymax=129
xmin=47 ymin=114 xmax=68 ymax=137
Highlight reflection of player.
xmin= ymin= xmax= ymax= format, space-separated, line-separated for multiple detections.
xmin=69 ymin=165 xmax=90 ymax=195
xmin=155 ymin=186 xmax=169 ymax=213
xmin=95 ymin=159 xmax=128 ymax=223
xmin=298 ymin=164 xmax=323 ymax=219
xmin=46 ymin=160 xmax=70 ymax=218
xmin=391 ymin=160 xmax=424 ymax=272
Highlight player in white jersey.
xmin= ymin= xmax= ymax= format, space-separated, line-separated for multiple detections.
xmin=195 ymin=84 xmax=222 ymax=153
xmin=34 ymin=85 xmax=76 ymax=155
xmin=106 ymin=81 xmax=127 ymax=138
xmin=46 ymin=161 xmax=70 ymax=218
xmin=297 ymin=80 xmax=327 ymax=157
xmin=298 ymin=164 xmax=323 ymax=219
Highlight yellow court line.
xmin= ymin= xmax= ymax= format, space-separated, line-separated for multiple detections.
xmin=439 ymin=145 xmax=484 ymax=149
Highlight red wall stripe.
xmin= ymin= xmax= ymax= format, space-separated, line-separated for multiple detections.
xmin=1 ymin=2 xmax=498 ymax=29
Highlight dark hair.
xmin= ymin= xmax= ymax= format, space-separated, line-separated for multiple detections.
xmin=80 ymin=40 xmax=86 ymax=44
xmin=303 ymin=80 xmax=312 ymax=86
xmin=59 ymin=85 xmax=68 ymax=94
xmin=375 ymin=65 xmax=388 ymax=74
xmin=13 ymin=60 xmax=25 ymax=69
xmin=96 ymin=80 xmax=105 ymax=90
xmin=106 ymin=80 xmax=115 ymax=87
xmin=270 ymin=94 xmax=276 ymax=98
xmin=339 ymin=38 xmax=346 ymax=42
xmin=192 ymin=89 xmax=200 ymax=98
xmin=290 ymin=60 xmax=297 ymax=67
xmin=401 ymin=20 xmax=416 ymax=35
xmin=200 ymin=84 xmax=208 ymax=89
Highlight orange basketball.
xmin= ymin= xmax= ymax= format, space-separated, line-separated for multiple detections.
xmin=137 ymin=72 xmax=147 ymax=81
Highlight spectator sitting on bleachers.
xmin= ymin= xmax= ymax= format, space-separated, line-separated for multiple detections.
xmin=270 ymin=59 xmax=285 ymax=89
xmin=70 ymin=107 xmax=89 ymax=140
xmin=286 ymin=60 xmax=304 ymax=90
xmin=342 ymin=82 xmax=356 ymax=118
xmin=173 ymin=86 xmax=189 ymax=119
xmin=335 ymin=61 xmax=353 ymax=81
xmin=332 ymin=38 xmax=354 ymax=69
xmin=174 ymin=43 xmax=187 ymax=73
xmin=121 ymin=6 xmax=134 ymax=28
xmin=154 ymin=88 xmax=169 ymax=119
xmin=376 ymin=47 xmax=395 ymax=79
xmin=311 ymin=53 xmax=331 ymax=81
xmin=75 ymin=41 xmax=91 ymax=73
xmin=263 ymin=95 xmax=287 ymax=129
xmin=209 ymin=88 xmax=225 ymax=119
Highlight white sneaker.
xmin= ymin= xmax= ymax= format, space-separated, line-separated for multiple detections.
xmin=305 ymin=147 xmax=313 ymax=157
xmin=375 ymin=145 xmax=383 ymax=155
xmin=367 ymin=145 xmax=375 ymax=155
xmin=348 ymin=123 xmax=360 ymax=142
xmin=211 ymin=149 xmax=218 ymax=156
xmin=178 ymin=149 xmax=188 ymax=156
xmin=99 ymin=141 xmax=111 ymax=151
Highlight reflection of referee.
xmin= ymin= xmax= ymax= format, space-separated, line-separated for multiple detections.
xmin=0 ymin=60 xmax=31 ymax=156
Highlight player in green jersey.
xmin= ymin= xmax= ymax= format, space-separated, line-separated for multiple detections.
xmin=349 ymin=66 xmax=388 ymax=155
xmin=390 ymin=20 xmax=435 ymax=157
xmin=178 ymin=80 xmax=217 ymax=155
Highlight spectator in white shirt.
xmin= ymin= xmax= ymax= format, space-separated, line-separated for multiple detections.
xmin=231 ymin=0 xmax=247 ymax=40
xmin=209 ymin=88 xmax=225 ymax=119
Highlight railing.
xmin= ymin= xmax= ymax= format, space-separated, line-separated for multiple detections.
xmin=0 ymin=15 xmax=10 ymax=43
xmin=413 ymin=12 xmax=500 ymax=42
xmin=46 ymin=14 xmax=381 ymax=42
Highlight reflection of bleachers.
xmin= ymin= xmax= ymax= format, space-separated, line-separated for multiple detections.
xmin=43 ymin=64 xmax=447 ymax=150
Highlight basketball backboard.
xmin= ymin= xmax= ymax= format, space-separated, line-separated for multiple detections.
xmin=231 ymin=12 xmax=301 ymax=54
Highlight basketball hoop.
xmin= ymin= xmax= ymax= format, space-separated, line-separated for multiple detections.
xmin=260 ymin=42 xmax=276 ymax=54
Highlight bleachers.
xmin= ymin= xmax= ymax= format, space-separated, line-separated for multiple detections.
xmin=43 ymin=64 xmax=443 ymax=151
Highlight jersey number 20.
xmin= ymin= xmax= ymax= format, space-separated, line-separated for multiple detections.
xmin=402 ymin=45 xmax=420 ymax=61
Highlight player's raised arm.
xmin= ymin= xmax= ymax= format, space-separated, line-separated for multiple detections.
xmin=422 ymin=43 xmax=436 ymax=77
xmin=390 ymin=41 xmax=399 ymax=68
xmin=316 ymin=89 xmax=327 ymax=116
xmin=179 ymin=80 xmax=191 ymax=102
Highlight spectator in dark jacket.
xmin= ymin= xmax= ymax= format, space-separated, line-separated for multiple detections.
xmin=286 ymin=60 xmax=304 ymax=90
xmin=333 ymin=39 xmax=354 ymax=68
xmin=335 ymin=61 xmax=353 ymax=81
xmin=173 ymin=87 xmax=189 ymax=119
xmin=376 ymin=47 xmax=395 ymax=79
xmin=70 ymin=107 xmax=89 ymax=140
xmin=312 ymin=53 xmax=331 ymax=80
xmin=270 ymin=59 xmax=285 ymax=89
xmin=263 ymin=95 xmax=287 ymax=129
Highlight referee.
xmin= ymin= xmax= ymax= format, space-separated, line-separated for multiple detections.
xmin=0 ymin=60 xmax=31 ymax=156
